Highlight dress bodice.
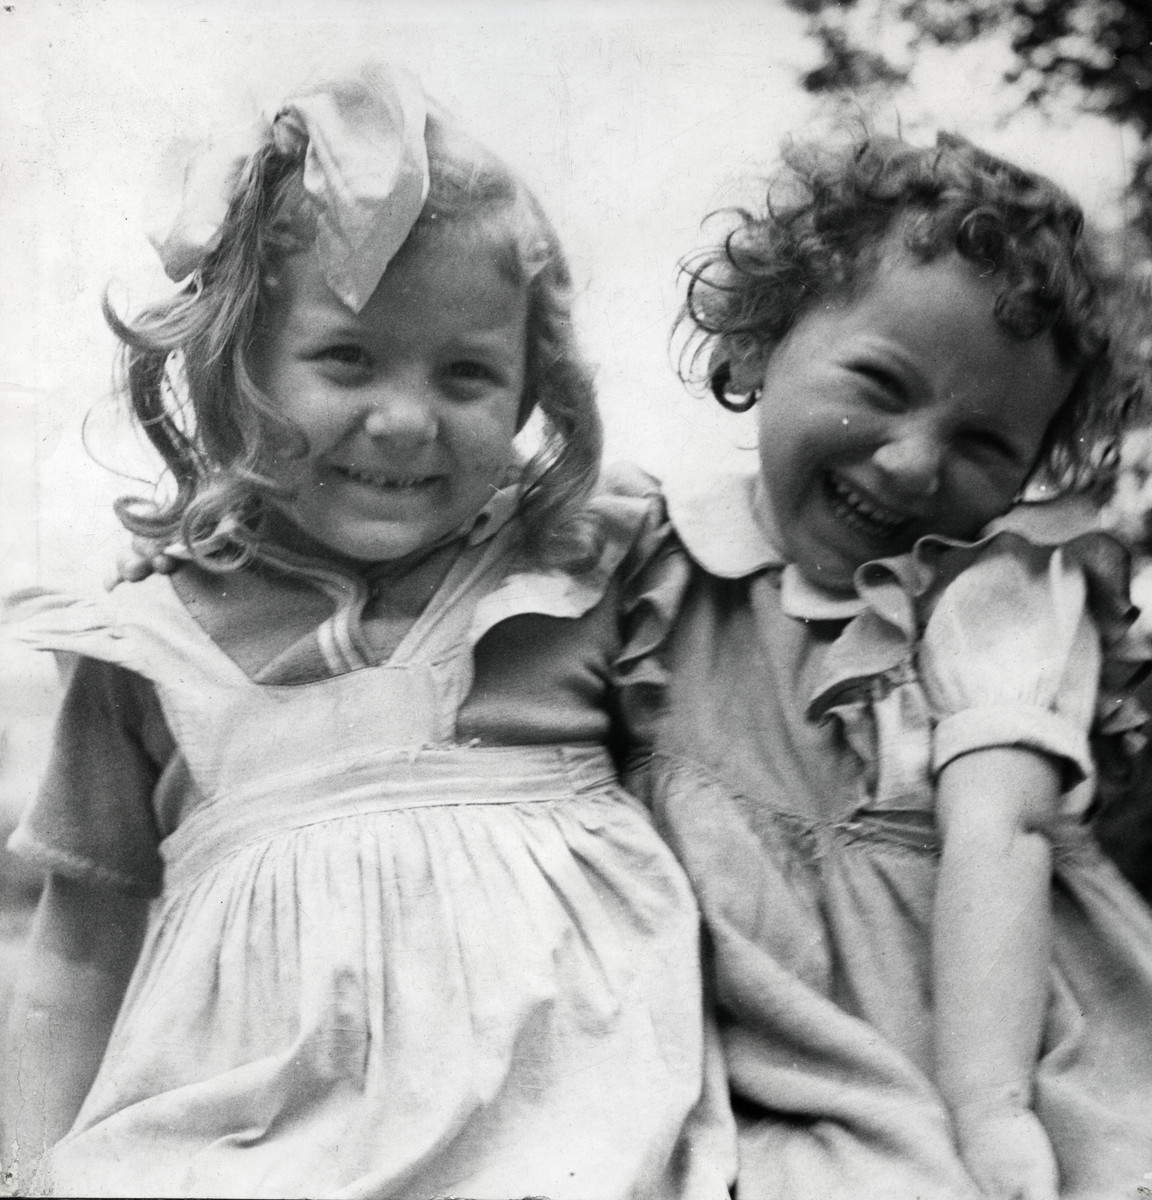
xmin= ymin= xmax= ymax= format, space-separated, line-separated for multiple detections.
xmin=644 ymin=470 xmax=1152 ymax=1200
xmin=2 ymin=483 xmax=736 ymax=1199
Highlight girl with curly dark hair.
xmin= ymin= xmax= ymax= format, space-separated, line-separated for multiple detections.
xmin=645 ymin=130 xmax=1152 ymax=1200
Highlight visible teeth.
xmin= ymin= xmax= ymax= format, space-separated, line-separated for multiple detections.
xmin=827 ymin=477 xmax=908 ymax=538
xmin=339 ymin=466 xmax=433 ymax=489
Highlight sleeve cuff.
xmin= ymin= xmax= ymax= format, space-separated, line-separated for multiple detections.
xmin=5 ymin=827 xmax=162 ymax=898
xmin=932 ymin=704 xmax=1094 ymax=794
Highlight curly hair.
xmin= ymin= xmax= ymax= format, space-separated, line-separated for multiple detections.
xmin=106 ymin=99 xmax=603 ymax=571
xmin=681 ymin=130 xmax=1146 ymax=491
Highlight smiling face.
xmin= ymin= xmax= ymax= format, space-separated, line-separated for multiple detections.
xmin=254 ymin=224 xmax=529 ymax=563
xmin=741 ymin=250 xmax=1075 ymax=593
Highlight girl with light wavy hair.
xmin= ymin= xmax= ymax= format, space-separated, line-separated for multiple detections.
xmin=1 ymin=64 xmax=733 ymax=1200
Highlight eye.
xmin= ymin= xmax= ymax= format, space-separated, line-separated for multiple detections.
xmin=850 ymin=361 xmax=907 ymax=408
xmin=316 ymin=344 xmax=372 ymax=372
xmin=961 ymin=427 xmax=1023 ymax=466
xmin=444 ymin=359 xmax=505 ymax=390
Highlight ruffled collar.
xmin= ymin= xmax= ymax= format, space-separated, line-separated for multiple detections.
xmin=662 ymin=468 xmax=1111 ymax=626
xmin=663 ymin=468 xmax=1146 ymax=752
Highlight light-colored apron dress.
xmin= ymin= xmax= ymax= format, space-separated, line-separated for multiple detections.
xmin=11 ymin=534 xmax=728 ymax=1199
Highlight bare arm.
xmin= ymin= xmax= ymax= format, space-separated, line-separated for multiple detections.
xmin=3 ymin=873 xmax=147 ymax=1189
xmin=933 ymin=746 xmax=1061 ymax=1200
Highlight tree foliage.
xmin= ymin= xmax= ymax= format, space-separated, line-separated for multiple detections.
xmin=786 ymin=0 xmax=1152 ymax=240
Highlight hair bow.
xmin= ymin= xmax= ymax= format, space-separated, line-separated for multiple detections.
xmin=147 ymin=64 xmax=430 ymax=312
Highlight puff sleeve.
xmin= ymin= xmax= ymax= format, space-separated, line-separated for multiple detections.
xmin=7 ymin=653 xmax=172 ymax=897
xmin=918 ymin=537 xmax=1101 ymax=817
xmin=608 ymin=467 xmax=691 ymax=766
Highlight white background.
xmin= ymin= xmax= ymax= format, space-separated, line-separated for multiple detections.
xmin=0 ymin=0 xmax=1137 ymax=593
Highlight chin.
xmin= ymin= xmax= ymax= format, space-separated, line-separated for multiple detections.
xmin=296 ymin=527 xmax=427 ymax=565
xmin=341 ymin=539 xmax=425 ymax=563
xmin=816 ymin=570 xmax=859 ymax=595
xmin=793 ymin=543 xmax=861 ymax=595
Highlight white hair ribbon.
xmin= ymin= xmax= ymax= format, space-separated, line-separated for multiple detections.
xmin=147 ymin=64 xmax=431 ymax=312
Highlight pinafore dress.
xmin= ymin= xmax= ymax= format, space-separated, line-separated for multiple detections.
xmin=9 ymin=526 xmax=726 ymax=1199
xmin=645 ymin=473 xmax=1152 ymax=1200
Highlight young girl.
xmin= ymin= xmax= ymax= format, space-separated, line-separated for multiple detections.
xmin=642 ymin=132 xmax=1152 ymax=1200
xmin=0 ymin=65 xmax=734 ymax=1199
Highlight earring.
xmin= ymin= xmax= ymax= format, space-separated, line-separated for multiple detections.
xmin=710 ymin=363 xmax=760 ymax=413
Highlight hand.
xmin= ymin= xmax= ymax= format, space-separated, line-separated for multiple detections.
xmin=106 ymin=536 xmax=181 ymax=590
xmin=954 ymin=1101 xmax=1058 ymax=1200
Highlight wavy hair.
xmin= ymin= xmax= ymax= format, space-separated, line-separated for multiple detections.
xmin=681 ymin=130 xmax=1146 ymax=491
xmin=107 ymin=100 xmax=602 ymax=570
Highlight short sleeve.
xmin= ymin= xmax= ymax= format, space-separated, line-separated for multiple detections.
xmin=609 ymin=471 xmax=694 ymax=766
xmin=918 ymin=538 xmax=1101 ymax=814
xmin=7 ymin=653 xmax=174 ymax=896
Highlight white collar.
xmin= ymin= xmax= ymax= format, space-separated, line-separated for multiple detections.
xmin=663 ymin=469 xmax=784 ymax=578
xmin=663 ymin=469 xmax=867 ymax=620
xmin=779 ymin=566 xmax=868 ymax=620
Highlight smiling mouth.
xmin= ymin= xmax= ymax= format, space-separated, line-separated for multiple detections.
xmin=825 ymin=475 xmax=911 ymax=542
xmin=334 ymin=465 xmax=441 ymax=492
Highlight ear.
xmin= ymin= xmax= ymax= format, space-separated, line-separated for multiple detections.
xmin=728 ymin=352 xmax=766 ymax=393
xmin=712 ymin=337 xmax=768 ymax=394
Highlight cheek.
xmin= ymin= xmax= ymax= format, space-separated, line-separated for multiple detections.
xmin=259 ymin=393 xmax=331 ymax=486
xmin=947 ymin=460 xmax=1027 ymax=527
xmin=255 ymin=360 xmax=310 ymax=440
xmin=462 ymin=406 xmax=520 ymax=472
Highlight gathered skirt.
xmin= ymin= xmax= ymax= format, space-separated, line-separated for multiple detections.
xmin=48 ymin=747 xmax=728 ymax=1199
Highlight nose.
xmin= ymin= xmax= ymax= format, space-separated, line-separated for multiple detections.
xmin=362 ymin=380 xmax=436 ymax=444
xmin=872 ymin=426 xmax=943 ymax=500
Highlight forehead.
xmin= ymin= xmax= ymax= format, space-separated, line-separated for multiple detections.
xmin=843 ymin=252 xmax=1069 ymax=381
xmin=268 ymin=222 xmax=529 ymax=334
xmin=842 ymin=249 xmax=1006 ymax=337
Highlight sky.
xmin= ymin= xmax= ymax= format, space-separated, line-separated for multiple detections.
xmin=0 ymin=0 xmax=1139 ymax=591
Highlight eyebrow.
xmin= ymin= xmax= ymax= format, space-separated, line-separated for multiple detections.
xmin=846 ymin=336 xmax=930 ymax=380
xmin=288 ymin=302 xmax=365 ymax=338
